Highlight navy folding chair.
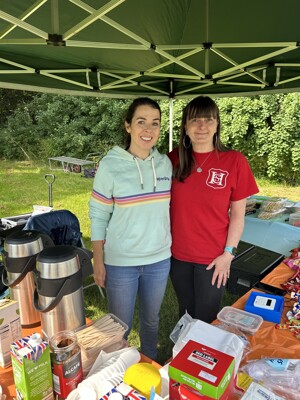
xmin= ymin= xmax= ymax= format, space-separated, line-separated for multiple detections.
xmin=23 ymin=209 xmax=104 ymax=297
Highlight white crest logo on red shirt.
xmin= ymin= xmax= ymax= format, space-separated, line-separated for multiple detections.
xmin=206 ymin=168 xmax=228 ymax=189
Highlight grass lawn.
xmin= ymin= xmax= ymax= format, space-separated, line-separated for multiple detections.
xmin=0 ymin=160 xmax=299 ymax=364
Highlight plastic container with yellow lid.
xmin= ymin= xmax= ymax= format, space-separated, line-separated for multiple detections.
xmin=123 ymin=362 xmax=162 ymax=399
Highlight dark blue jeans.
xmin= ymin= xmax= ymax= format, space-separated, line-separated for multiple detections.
xmin=170 ymin=257 xmax=225 ymax=323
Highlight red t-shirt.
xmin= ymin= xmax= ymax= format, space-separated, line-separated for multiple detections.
xmin=168 ymin=148 xmax=259 ymax=264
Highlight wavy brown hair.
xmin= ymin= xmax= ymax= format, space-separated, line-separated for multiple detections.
xmin=174 ymin=96 xmax=229 ymax=182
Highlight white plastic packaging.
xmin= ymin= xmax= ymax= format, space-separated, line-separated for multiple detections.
xmin=66 ymin=347 xmax=141 ymax=400
xmin=241 ymin=382 xmax=286 ymax=399
xmin=241 ymin=358 xmax=300 ymax=400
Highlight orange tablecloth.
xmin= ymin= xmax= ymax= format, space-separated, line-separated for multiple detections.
xmin=231 ymin=262 xmax=299 ymax=364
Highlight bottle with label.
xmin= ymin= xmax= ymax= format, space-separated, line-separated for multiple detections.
xmin=49 ymin=330 xmax=83 ymax=400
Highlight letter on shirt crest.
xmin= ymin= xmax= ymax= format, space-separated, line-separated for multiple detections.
xmin=206 ymin=169 xmax=228 ymax=189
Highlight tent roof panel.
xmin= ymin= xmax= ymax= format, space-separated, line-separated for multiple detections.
xmin=1 ymin=0 xmax=300 ymax=98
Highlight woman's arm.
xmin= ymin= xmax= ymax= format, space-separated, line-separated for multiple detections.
xmin=207 ymin=198 xmax=247 ymax=288
xmin=225 ymin=198 xmax=247 ymax=249
xmin=92 ymin=240 xmax=106 ymax=288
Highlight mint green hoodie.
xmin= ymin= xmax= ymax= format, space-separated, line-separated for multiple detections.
xmin=89 ymin=146 xmax=172 ymax=266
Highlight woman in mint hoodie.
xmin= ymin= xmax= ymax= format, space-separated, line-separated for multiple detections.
xmin=89 ymin=98 xmax=172 ymax=360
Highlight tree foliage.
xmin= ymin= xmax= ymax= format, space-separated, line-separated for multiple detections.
xmin=0 ymin=90 xmax=299 ymax=185
xmin=0 ymin=94 xmax=130 ymax=160
xmin=216 ymin=95 xmax=300 ymax=185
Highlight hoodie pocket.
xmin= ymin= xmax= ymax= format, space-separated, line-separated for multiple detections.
xmin=105 ymin=214 xmax=171 ymax=257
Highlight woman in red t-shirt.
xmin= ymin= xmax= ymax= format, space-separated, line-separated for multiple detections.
xmin=168 ymin=96 xmax=259 ymax=323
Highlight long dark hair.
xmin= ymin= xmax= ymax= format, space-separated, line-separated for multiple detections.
xmin=124 ymin=97 xmax=161 ymax=149
xmin=174 ymin=96 xmax=228 ymax=182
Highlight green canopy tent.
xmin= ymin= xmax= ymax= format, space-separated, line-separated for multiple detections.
xmin=1 ymin=0 xmax=300 ymax=99
xmin=1 ymin=0 xmax=300 ymax=150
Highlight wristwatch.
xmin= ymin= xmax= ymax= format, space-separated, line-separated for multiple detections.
xmin=224 ymin=246 xmax=238 ymax=256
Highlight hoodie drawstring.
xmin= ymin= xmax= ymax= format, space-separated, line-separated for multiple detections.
xmin=134 ymin=157 xmax=144 ymax=189
xmin=151 ymin=157 xmax=157 ymax=192
xmin=133 ymin=156 xmax=157 ymax=192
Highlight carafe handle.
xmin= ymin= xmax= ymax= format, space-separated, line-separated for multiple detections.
xmin=1 ymin=253 xmax=36 ymax=287
xmin=76 ymin=247 xmax=93 ymax=279
xmin=33 ymin=278 xmax=71 ymax=313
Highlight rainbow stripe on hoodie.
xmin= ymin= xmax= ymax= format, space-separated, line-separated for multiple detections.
xmin=91 ymin=189 xmax=170 ymax=208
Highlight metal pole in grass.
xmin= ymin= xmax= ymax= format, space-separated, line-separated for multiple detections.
xmin=44 ymin=174 xmax=56 ymax=207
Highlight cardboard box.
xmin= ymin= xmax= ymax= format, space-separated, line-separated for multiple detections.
xmin=169 ymin=340 xmax=235 ymax=399
xmin=169 ymin=376 xmax=235 ymax=400
xmin=0 ymin=299 xmax=22 ymax=368
xmin=10 ymin=333 xmax=53 ymax=400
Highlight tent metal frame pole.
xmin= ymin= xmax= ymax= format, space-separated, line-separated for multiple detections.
xmin=50 ymin=0 xmax=60 ymax=34
xmin=64 ymin=0 xmax=126 ymax=40
xmin=211 ymin=48 xmax=268 ymax=85
xmin=0 ymin=10 xmax=48 ymax=38
xmin=0 ymin=0 xmax=46 ymax=39
xmin=169 ymin=98 xmax=174 ymax=152
xmin=213 ymin=46 xmax=297 ymax=79
xmin=69 ymin=1 xmax=206 ymax=79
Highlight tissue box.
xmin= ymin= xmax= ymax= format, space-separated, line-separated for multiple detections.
xmin=245 ymin=291 xmax=285 ymax=323
xmin=0 ymin=299 xmax=22 ymax=368
xmin=169 ymin=340 xmax=235 ymax=399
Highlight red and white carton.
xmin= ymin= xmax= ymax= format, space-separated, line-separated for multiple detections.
xmin=169 ymin=376 xmax=235 ymax=400
xmin=169 ymin=340 xmax=235 ymax=400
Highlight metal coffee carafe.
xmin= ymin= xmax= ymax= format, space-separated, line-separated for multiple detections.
xmin=34 ymin=245 xmax=92 ymax=339
xmin=2 ymin=230 xmax=54 ymax=327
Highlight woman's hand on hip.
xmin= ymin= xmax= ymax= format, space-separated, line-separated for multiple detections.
xmin=206 ymin=252 xmax=234 ymax=288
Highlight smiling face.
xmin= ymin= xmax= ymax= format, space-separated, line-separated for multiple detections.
xmin=125 ymin=104 xmax=161 ymax=159
xmin=185 ymin=116 xmax=218 ymax=152
xmin=181 ymin=96 xmax=221 ymax=153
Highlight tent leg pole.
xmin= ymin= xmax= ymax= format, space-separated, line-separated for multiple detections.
xmin=169 ymin=98 xmax=174 ymax=152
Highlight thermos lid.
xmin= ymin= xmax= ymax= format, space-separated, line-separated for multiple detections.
xmin=4 ymin=230 xmax=44 ymax=258
xmin=37 ymin=245 xmax=76 ymax=263
xmin=5 ymin=230 xmax=41 ymax=245
xmin=36 ymin=245 xmax=80 ymax=279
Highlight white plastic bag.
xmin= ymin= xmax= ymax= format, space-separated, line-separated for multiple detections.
xmin=66 ymin=347 xmax=141 ymax=400
xmin=241 ymin=358 xmax=300 ymax=400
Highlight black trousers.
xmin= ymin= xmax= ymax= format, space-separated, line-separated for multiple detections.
xmin=170 ymin=257 xmax=225 ymax=323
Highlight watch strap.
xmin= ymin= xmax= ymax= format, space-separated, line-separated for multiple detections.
xmin=224 ymin=246 xmax=237 ymax=256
